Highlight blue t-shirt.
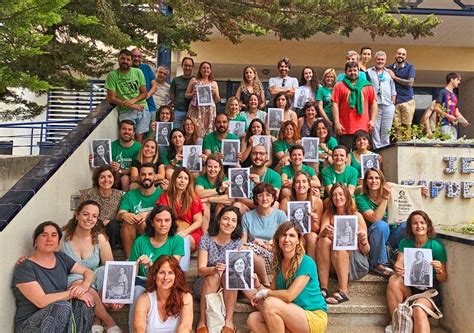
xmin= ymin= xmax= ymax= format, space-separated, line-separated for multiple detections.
xmin=242 ymin=208 xmax=287 ymax=242
xmin=436 ymin=88 xmax=458 ymax=126
xmin=389 ymin=62 xmax=415 ymax=103
xmin=276 ymin=255 xmax=327 ymax=312
xmin=140 ymin=63 xmax=157 ymax=112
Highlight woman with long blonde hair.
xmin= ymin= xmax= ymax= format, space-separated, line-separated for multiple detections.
xmin=248 ymin=222 xmax=328 ymax=333
xmin=129 ymin=138 xmax=165 ymax=189
xmin=235 ymin=65 xmax=266 ymax=110
xmin=316 ymin=68 xmax=337 ymax=125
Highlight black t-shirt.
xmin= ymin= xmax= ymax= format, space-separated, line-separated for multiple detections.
xmin=11 ymin=252 xmax=76 ymax=324
xmin=131 ymin=158 xmax=163 ymax=172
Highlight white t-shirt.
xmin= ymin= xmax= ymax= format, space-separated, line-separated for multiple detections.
xmin=268 ymin=76 xmax=299 ymax=90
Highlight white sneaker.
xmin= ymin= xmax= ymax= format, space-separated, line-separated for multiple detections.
xmin=385 ymin=324 xmax=393 ymax=333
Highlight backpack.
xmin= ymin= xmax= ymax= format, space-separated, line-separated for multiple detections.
xmin=392 ymin=289 xmax=443 ymax=333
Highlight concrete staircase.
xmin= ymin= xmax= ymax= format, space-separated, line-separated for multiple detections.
xmin=110 ymin=251 xmax=448 ymax=333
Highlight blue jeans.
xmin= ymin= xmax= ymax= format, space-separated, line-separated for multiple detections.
xmin=368 ymin=221 xmax=407 ymax=268
xmin=173 ymin=109 xmax=188 ymax=129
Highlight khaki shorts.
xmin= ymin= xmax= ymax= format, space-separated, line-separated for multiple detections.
xmin=394 ymin=99 xmax=416 ymax=126
xmin=305 ymin=309 xmax=328 ymax=333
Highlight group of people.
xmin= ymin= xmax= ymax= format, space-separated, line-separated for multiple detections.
xmin=11 ymin=47 xmax=454 ymax=333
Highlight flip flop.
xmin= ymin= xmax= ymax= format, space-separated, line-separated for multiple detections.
xmin=371 ymin=266 xmax=395 ymax=278
xmin=320 ymin=287 xmax=329 ymax=300
xmin=326 ymin=290 xmax=350 ymax=305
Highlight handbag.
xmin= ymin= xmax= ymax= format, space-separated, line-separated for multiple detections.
xmin=205 ymin=289 xmax=226 ymax=333
xmin=392 ymin=289 xmax=443 ymax=333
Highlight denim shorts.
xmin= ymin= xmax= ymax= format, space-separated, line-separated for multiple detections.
xmin=118 ymin=108 xmax=151 ymax=134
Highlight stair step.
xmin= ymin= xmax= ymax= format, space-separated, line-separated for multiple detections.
xmin=326 ymin=325 xmax=448 ymax=333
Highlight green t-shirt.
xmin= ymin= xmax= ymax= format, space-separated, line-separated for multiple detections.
xmin=229 ymin=114 xmax=247 ymax=123
xmin=276 ymin=255 xmax=327 ymax=312
xmin=169 ymin=75 xmax=192 ymax=111
xmin=316 ymin=86 xmax=333 ymax=121
xmin=195 ymin=175 xmax=228 ymax=189
xmin=273 ymin=140 xmax=294 ymax=156
xmin=202 ymin=131 xmax=239 ymax=154
xmin=398 ymin=238 xmax=447 ymax=277
xmin=105 ymin=68 xmax=147 ymax=112
xmin=129 ymin=235 xmax=185 ymax=276
xmin=249 ymin=168 xmax=282 ymax=198
xmin=355 ymin=194 xmax=389 ymax=221
xmin=350 ymin=151 xmax=362 ymax=179
xmin=160 ymin=147 xmax=183 ymax=167
xmin=118 ymin=188 xmax=163 ymax=214
xmin=321 ymin=165 xmax=359 ymax=187
xmin=281 ymin=164 xmax=316 ymax=179
xmin=111 ymin=140 xmax=141 ymax=170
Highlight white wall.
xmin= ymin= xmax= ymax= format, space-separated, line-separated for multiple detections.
xmin=0 ymin=108 xmax=118 ymax=330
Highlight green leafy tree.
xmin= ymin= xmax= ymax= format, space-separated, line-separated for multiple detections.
xmin=1 ymin=0 xmax=440 ymax=121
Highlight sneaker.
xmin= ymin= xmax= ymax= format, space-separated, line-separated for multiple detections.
xmin=385 ymin=324 xmax=393 ymax=333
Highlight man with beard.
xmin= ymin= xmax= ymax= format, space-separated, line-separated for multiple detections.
xmin=170 ymin=57 xmax=194 ymax=128
xmin=117 ymin=163 xmax=164 ymax=258
xmin=203 ymin=112 xmax=239 ymax=158
xmin=111 ymin=120 xmax=142 ymax=191
xmin=268 ymin=57 xmax=299 ymax=101
xmin=131 ymin=48 xmax=158 ymax=114
xmin=332 ymin=62 xmax=377 ymax=148
xmin=106 ymin=49 xmax=149 ymax=142
xmin=234 ymin=144 xmax=282 ymax=212
xmin=367 ymin=51 xmax=397 ymax=148
xmin=388 ymin=48 xmax=416 ymax=138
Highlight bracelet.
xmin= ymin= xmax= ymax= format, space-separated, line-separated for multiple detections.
xmin=360 ymin=242 xmax=368 ymax=246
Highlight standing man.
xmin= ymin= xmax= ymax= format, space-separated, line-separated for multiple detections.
xmin=202 ymin=113 xmax=239 ymax=157
xmin=111 ymin=120 xmax=142 ymax=191
xmin=367 ymin=51 xmax=397 ymax=148
xmin=332 ymin=62 xmax=378 ymax=148
xmin=434 ymin=72 xmax=470 ymax=139
xmin=131 ymin=48 xmax=158 ymax=116
xmin=152 ymin=65 xmax=171 ymax=110
xmin=170 ymin=57 xmax=194 ymax=128
xmin=106 ymin=49 xmax=149 ymax=142
xmin=388 ymin=48 xmax=416 ymax=138
xmin=117 ymin=163 xmax=163 ymax=258
xmin=268 ymin=57 xmax=299 ymax=101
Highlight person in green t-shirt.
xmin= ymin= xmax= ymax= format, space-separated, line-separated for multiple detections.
xmin=281 ymin=145 xmax=320 ymax=201
xmin=386 ymin=210 xmax=448 ymax=333
xmin=105 ymin=49 xmax=150 ymax=141
xmin=202 ymin=113 xmax=239 ymax=159
xmin=117 ymin=163 xmax=163 ymax=258
xmin=110 ymin=120 xmax=142 ymax=191
xmin=316 ymin=68 xmax=337 ymax=123
xmin=248 ymin=222 xmax=328 ymax=333
xmin=273 ymin=120 xmax=300 ymax=172
xmin=127 ymin=204 xmax=185 ymax=330
xmin=321 ymin=145 xmax=358 ymax=196
xmin=310 ymin=118 xmax=338 ymax=173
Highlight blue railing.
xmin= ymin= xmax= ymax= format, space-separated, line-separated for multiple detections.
xmin=0 ymin=119 xmax=81 ymax=155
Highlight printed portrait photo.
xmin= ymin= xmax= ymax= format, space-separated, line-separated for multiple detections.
xmin=333 ymin=215 xmax=359 ymax=251
xmin=226 ymin=250 xmax=254 ymax=290
xmin=102 ymin=261 xmax=137 ymax=304
xmin=404 ymin=248 xmax=433 ymax=288
xmin=360 ymin=153 xmax=380 ymax=179
xmin=156 ymin=122 xmax=173 ymax=146
xmin=302 ymin=137 xmax=319 ymax=162
xmin=267 ymin=108 xmax=284 ymax=131
xmin=287 ymin=201 xmax=312 ymax=234
xmin=91 ymin=139 xmax=112 ymax=168
xmin=222 ymin=139 xmax=240 ymax=166
xmin=229 ymin=120 xmax=246 ymax=138
xmin=294 ymin=86 xmax=311 ymax=109
xmin=196 ymin=84 xmax=213 ymax=106
xmin=252 ymin=135 xmax=271 ymax=155
xmin=183 ymin=145 xmax=202 ymax=172
xmin=228 ymin=168 xmax=250 ymax=199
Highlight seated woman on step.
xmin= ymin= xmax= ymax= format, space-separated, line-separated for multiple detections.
xmin=247 ymin=221 xmax=328 ymax=333
xmin=385 ymin=210 xmax=447 ymax=333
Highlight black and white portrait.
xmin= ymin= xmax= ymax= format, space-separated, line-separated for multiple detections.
xmin=183 ymin=145 xmax=202 ymax=172
xmin=267 ymin=108 xmax=284 ymax=131
xmin=226 ymin=250 xmax=254 ymax=290
xmin=228 ymin=168 xmax=250 ymax=198
xmin=196 ymin=84 xmax=213 ymax=106
xmin=229 ymin=120 xmax=245 ymax=138
xmin=302 ymin=137 xmax=319 ymax=163
xmin=252 ymin=135 xmax=271 ymax=155
xmin=333 ymin=215 xmax=358 ymax=251
xmin=360 ymin=153 xmax=380 ymax=179
xmin=102 ymin=261 xmax=136 ymax=304
xmin=287 ymin=201 xmax=311 ymax=234
xmin=404 ymin=248 xmax=433 ymax=288
xmin=294 ymin=86 xmax=311 ymax=109
xmin=156 ymin=122 xmax=173 ymax=146
xmin=91 ymin=139 xmax=112 ymax=168
xmin=222 ymin=139 xmax=240 ymax=166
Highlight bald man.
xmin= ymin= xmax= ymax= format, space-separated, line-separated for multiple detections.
xmin=388 ymin=48 xmax=416 ymax=137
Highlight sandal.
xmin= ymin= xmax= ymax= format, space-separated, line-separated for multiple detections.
xmin=326 ymin=290 xmax=350 ymax=305
xmin=371 ymin=266 xmax=395 ymax=278
xmin=320 ymin=288 xmax=329 ymax=300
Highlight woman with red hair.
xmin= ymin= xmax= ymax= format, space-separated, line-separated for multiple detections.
xmin=133 ymin=256 xmax=193 ymax=333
